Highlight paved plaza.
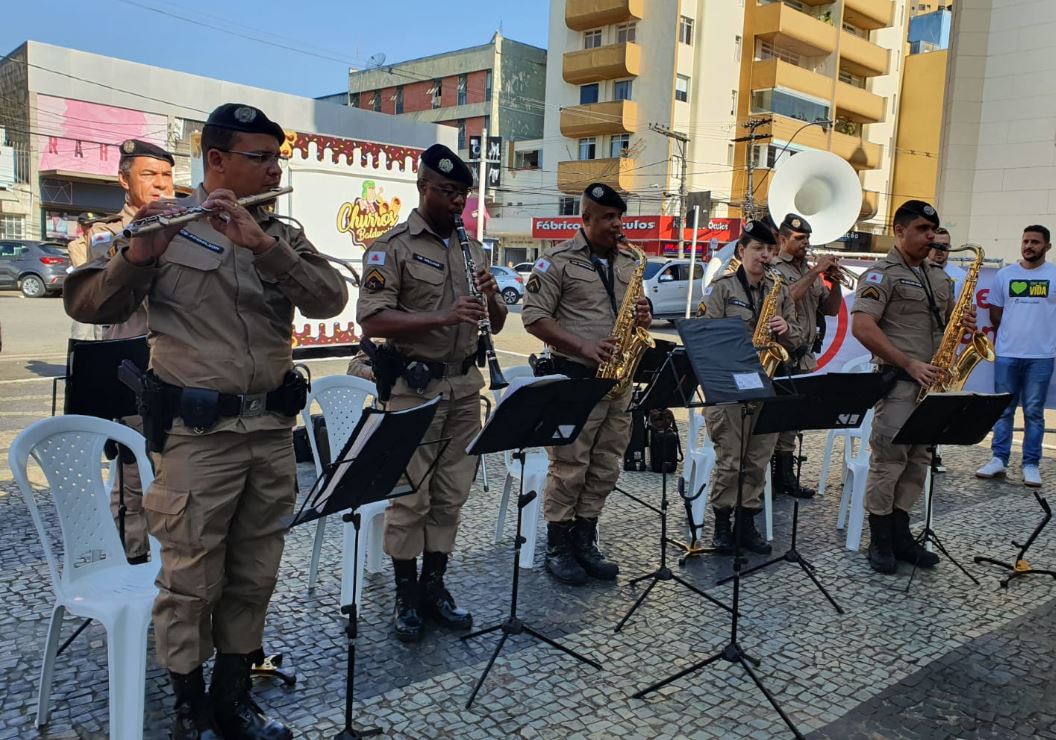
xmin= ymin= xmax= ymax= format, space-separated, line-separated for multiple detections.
xmin=2 ymin=425 xmax=1055 ymax=739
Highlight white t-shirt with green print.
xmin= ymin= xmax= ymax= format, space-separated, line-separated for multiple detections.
xmin=990 ymin=261 xmax=1056 ymax=358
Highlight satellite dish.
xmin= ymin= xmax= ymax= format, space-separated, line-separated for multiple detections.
xmin=367 ymin=53 xmax=386 ymax=69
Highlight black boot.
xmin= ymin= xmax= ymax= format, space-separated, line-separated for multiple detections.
xmin=170 ymin=667 xmax=222 ymax=740
xmin=736 ymin=507 xmax=772 ymax=555
xmin=890 ymin=509 xmax=939 ymax=568
xmin=210 ymin=652 xmax=292 ymax=740
xmin=572 ymin=517 xmax=619 ymax=580
xmin=711 ymin=508 xmax=735 ymax=553
xmin=776 ymin=451 xmax=816 ymax=499
xmin=545 ymin=521 xmax=588 ymax=585
xmin=419 ymin=551 xmax=473 ymax=630
xmin=392 ymin=558 xmax=424 ymax=642
xmin=867 ymin=513 xmax=898 ymax=574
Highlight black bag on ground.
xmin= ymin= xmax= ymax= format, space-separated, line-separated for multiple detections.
xmin=293 ymin=415 xmax=330 ymax=466
xmin=647 ymin=408 xmax=681 ymax=474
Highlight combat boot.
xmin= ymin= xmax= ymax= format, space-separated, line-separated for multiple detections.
xmin=711 ymin=508 xmax=735 ymax=553
xmin=420 ymin=551 xmax=473 ymax=630
xmin=545 ymin=521 xmax=588 ymax=585
xmin=737 ymin=507 xmax=772 ymax=554
xmin=890 ymin=509 xmax=938 ymax=568
xmin=572 ymin=517 xmax=619 ymax=580
xmin=210 ymin=652 xmax=292 ymax=740
xmin=867 ymin=513 xmax=898 ymax=574
xmin=392 ymin=558 xmax=424 ymax=642
xmin=169 ymin=667 xmax=222 ymax=740
xmin=775 ymin=451 xmax=815 ymax=499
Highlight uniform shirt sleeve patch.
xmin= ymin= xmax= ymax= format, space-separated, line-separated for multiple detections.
xmin=534 ymin=258 xmax=550 ymax=273
xmin=366 ymin=251 xmax=386 ymax=266
xmin=364 ymin=268 xmax=386 ymax=292
xmin=859 ymin=285 xmax=882 ymax=301
xmin=526 ymin=274 xmax=541 ymax=293
xmin=412 ymin=253 xmax=445 ymax=271
xmin=865 ymin=272 xmax=884 ymax=285
xmin=703 ymin=285 xmax=713 ymax=296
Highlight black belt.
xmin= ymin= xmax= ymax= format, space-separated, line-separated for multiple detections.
xmin=552 ymin=356 xmax=595 ymax=380
xmin=157 ymin=381 xmax=291 ymax=420
xmin=406 ymin=355 xmax=476 ymax=380
xmin=877 ymin=365 xmax=915 ymax=384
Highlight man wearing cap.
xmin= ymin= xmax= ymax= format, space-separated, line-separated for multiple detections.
xmin=851 ymin=200 xmax=972 ymax=575
xmin=697 ymin=221 xmax=801 ymax=553
xmin=66 ymin=103 xmax=347 ymax=739
xmin=925 ymin=227 xmax=964 ymax=474
xmin=769 ymin=213 xmax=843 ymax=498
xmin=522 ymin=182 xmax=651 ymax=585
xmin=357 ymin=143 xmax=507 ymax=642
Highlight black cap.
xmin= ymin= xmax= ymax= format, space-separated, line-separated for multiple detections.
xmin=780 ymin=212 xmax=812 ymax=235
xmin=420 ymin=144 xmax=474 ymax=188
xmin=895 ymin=199 xmax=940 ymax=228
xmin=583 ymin=182 xmax=627 ymax=214
xmin=204 ymin=103 xmax=285 ymax=144
xmin=119 ymin=139 xmax=175 ymax=166
xmin=742 ymin=219 xmax=777 ymax=246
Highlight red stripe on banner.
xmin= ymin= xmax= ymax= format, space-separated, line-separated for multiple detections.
xmin=817 ymin=298 xmax=849 ymax=371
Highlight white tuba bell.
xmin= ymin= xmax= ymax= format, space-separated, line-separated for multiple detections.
xmin=767 ymin=150 xmax=863 ymax=246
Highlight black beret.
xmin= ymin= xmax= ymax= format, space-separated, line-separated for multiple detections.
xmin=420 ymin=144 xmax=474 ymax=188
xmin=895 ymin=199 xmax=940 ymax=228
xmin=583 ymin=182 xmax=627 ymax=214
xmin=119 ymin=139 xmax=174 ymax=166
xmin=742 ymin=219 xmax=777 ymax=246
xmin=781 ymin=212 xmax=812 ymax=235
xmin=204 ymin=103 xmax=284 ymax=144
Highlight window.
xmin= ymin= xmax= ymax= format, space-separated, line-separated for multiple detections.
xmin=457 ymin=75 xmax=466 ymax=106
xmin=0 ymin=216 xmax=24 ymax=239
xmin=613 ymin=79 xmax=633 ymax=101
xmin=680 ymin=264 xmax=704 ymax=281
xmin=432 ymin=79 xmax=444 ymax=109
xmin=735 ymin=35 xmax=742 ymax=62
xmin=514 ymin=149 xmax=540 ymax=170
xmin=578 ymin=137 xmax=597 ymax=160
xmin=610 ymin=134 xmax=630 ymax=158
xmin=616 ymin=22 xmax=637 ymax=43
xmin=727 ymin=144 xmax=735 ymax=166
xmin=580 ymin=83 xmax=600 ymax=104
xmin=349 ymin=93 xmax=359 ymax=108
xmin=485 ymin=70 xmax=493 ymax=101
xmin=750 ymin=88 xmax=830 ymax=123
xmin=393 ymin=86 xmax=404 ymax=114
xmin=752 ymin=143 xmax=801 ymax=170
xmin=731 ymin=89 xmax=738 ymax=116
xmin=457 ymin=120 xmax=466 ymax=151
xmin=675 ymin=75 xmax=690 ymax=103
xmin=584 ymin=29 xmax=603 ymax=49
xmin=558 ymin=196 xmax=580 ymax=216
xmin=372 ymin=92 xmax=381 ymax=112
xmin=679 ymin=15 xmax=694 ymax=45
xmin=839 ymin=70 xmax=865 ymax=88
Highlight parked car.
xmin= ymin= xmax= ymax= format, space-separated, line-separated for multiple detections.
xmin=0 ymin=240 xmax=70 ymax=297
xmin=491 ymin=264 xmax=524 ymax=305
xmin=512 ymin=261 xmax=535 ymax=277
xmin=642 ymin=258 xmax=706 ymax=320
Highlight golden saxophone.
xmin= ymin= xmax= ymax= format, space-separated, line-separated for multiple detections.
xmin=917 ymin=244 xmax=995 ymax=402
xmin=121 ymin=186 xmax=293 ymax=239
xmin=754 ymin=268 xmax=791 ymax=377
xmin=596 ymin=237 xmax=655 ymax=398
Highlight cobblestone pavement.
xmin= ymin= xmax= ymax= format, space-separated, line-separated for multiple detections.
xmin=2 ymin=426 xmax=1055 ymax=739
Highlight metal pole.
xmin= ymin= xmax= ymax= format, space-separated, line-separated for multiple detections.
xmin=677 ymin=139 xmax=688 ymax=259
xmin=684 ymin=205 xmax=700 ymax=319
xmin=477 ymin=127 xmax=487 ymax=245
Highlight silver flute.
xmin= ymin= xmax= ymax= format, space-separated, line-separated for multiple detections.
xmin=121 ymin=186 xmax=293 ymax=239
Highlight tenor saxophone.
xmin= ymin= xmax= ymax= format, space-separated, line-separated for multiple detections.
xmin=596 ymin=238 xmax=655 ymax=398
xmin=917 ymin=244 xmax=995 ymax=402
xmin=753 ymin=268 xmax=791 ymax=377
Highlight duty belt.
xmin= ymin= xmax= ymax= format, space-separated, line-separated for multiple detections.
xmin=551 ymin=356 xmax=595 ymax=380
xmin=405 ymin=355 xmax=476 ymax=380
xmin=877 ymin=364 xmax=915 ymax=384
xmin=157 ymin=381 xmax=292 ymax=420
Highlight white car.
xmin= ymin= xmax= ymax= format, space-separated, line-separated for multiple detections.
xmin=641 ymin=258 xmax=706 ymax=321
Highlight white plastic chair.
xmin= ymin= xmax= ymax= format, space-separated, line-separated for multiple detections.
xmin=301 ymin=375 xmax=387 ymax=608
xmin=10 ymin=415 xmax=159 ymax=740
xmin=818 ymin=354 xmax=875 ymax=496
xmin=492 ymin=366 xmax=548 ymax=568
xmin=837 ymin=408 xmax=875 ymax=550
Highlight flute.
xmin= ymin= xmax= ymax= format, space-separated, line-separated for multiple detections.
xmin=452 ymin=214 xmax=508 ymax=391
xmin=121 ymin=186 xmax=293 ymax=239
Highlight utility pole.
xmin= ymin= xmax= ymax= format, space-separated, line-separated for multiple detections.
xmin=476 ymin=126 xmax=488 ymax=245
xmin=732 ymin=117 xmax=772 ymax=221
xmin=650 ymin=123 xmax=689 ymax=258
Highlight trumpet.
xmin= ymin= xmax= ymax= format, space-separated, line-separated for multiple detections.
xmin=811 ymin=250 xmax=857 ymax=289
xmin=121 ymin=186 xmax=293 ymax=239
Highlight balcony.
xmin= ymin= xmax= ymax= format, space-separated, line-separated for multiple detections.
xmin=844 ymin=0 xmax=894 ymax=31
xmin=751 ymin=58 xmax=833 ymax=102
xmin=860 ymin=189 xmax=879 ymax=221
xmin=839 ymin=31 xmax=888 ymax=77
xmin=753 ymin=1 xmax=837 ymax=57
xmin=557 ymin=157 xmax=635 ymax=194
xmin=768 ymin=116 xmax=881 ymax=170
xmin=563 ymin=42 xmax=641 ymax=85
xmin=835 ymin=81 xmax=885 ymax=123
xmin=560 ymin=100 xmax=638 ymax=138
xmin=565 ymin=0 xmax=643 ymax=31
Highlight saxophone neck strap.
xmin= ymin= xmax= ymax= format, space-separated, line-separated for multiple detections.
xmin=735 ymin=265 xmax=759 ymax=322
xmin=908 ymin=260 xmax=947 ymax=331
xmin=590 ymin=251 xmax=618 ymax=315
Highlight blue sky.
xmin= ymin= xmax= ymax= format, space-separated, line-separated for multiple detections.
xmin=4 ymin=0 xmax=549 ymax=98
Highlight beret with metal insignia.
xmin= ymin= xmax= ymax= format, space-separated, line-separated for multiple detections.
xmin=582 ymin=182 xmax=627 ymax=214
xmin=420 ymin=143 xmax=474 ymax=188
xmin=742 ymin=219 xmax=778 ymax=246
xmin=780 ymin=212 xmax=812 ymax=235
xmin=118 ymin=139 xmax=175 ymax=166
xmin=204 ymin=103 xmax=285 ymax=144
xmin=894 ymin=199 xmax=940 ymax=228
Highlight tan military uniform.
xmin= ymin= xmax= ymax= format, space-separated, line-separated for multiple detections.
xmin=356 ymin=209 xmax=487 ymax=560
xmin=698 ymin=269 xmax=802 ymax=509
xmin=64 ymin=184 xmax=347 ymax=674
xmin=771 ymin=251 xmax=831 ymax=452
xmin=521 ymin=229 xmax=638 ymax=522
xmin=851 ymin=247 xmax=953 ymax=516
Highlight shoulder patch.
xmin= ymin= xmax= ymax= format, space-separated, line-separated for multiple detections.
xmin=703 ymin=285 xmax=714 ymax=297
xmin=364 ymin=268 xmax=386 ymax=292
xmin=864 ymin=272 xmax=884 ymax=285
xmin=534 ymin=258 xmax=551 ymax=273
xmin=526 ymin=274 xmax=541 ymax=293
xmin=859 ymin=285 xmax=882 ymax=301
xmin=366 ymin=251 xmax=386 ymax=266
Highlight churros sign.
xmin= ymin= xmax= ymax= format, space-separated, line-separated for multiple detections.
xmin=336 ymin=179 xmax=402 ymax=248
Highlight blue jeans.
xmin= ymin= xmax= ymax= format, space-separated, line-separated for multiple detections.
xmin=991 ymin=357 xmax=1054 ymax=466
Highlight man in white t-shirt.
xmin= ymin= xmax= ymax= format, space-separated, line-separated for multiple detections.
xmin=977 ymin=225 xmax=1056 ymax=487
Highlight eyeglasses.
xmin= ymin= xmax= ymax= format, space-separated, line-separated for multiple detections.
xmin=220 ymin=150 xmax=290 ymax=167
xmin=430 ymin=183 xmax=471 ymax=200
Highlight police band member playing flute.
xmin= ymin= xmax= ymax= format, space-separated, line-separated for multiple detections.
xmin=356 ymin=144 xmax=507 ymax=642
xmin=66 ymin=103 xmax=348 ymax=740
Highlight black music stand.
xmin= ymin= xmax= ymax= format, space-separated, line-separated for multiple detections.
xmin=975 ymin=491 xmax=1056 ymax=588
xmin=633 ymin=318 xmax=805 ymax=740
xmin=715 ymin=373 xmax=887 ymax=615
xmin=285 ymin=397 xmax=445 ymax=740
xmin=614 ymin=346 xmax=731 ymax=633
xmin=461 ymin=376 xmax=614 ymax=709
xmin=893 ymin=392 xmax=1012 ymax=592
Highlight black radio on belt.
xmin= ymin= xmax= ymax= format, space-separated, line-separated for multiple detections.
xmin=403 ymin=361 xmax=434 ymax=393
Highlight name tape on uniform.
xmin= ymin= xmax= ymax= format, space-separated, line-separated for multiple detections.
xmin=412 ymin=253 xmax=444 ymax=271
xmin=179 ymin=229 xmax=224 ymax=254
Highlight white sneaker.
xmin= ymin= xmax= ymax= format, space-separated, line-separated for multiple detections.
xmin=1023 ymin=465 xmax=1042 ymax=488
xmin=976 ymin=457 xmax=1007 ymax=479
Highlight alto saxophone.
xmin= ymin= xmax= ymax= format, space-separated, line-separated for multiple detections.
xmin=917 ymin=244 xmax=995 ymax=402
xmin=754 ymin=268 xmax=791 ymax=377
xmin=596 ymin=238 xmax=655 ymax=398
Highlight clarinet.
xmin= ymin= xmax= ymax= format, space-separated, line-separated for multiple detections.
xmin=452 ymin=215 xmax=508 ymax=390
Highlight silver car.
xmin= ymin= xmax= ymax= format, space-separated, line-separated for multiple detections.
xmin=642 ymin=258 xmax=705 ymax=320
